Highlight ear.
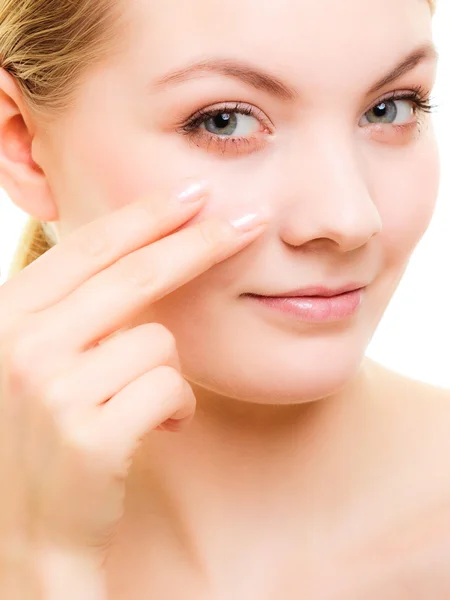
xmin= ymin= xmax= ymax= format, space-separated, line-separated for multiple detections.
xmin=0 ymin=67 xmax=58 ymax=222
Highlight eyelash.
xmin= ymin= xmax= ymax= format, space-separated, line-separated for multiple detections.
xmin=178 ymin=102 xmax=270 ymax=155
xmin=178 ymin=85 xmax=438 ymax=154
xmin=379 ymin=84 xmax=438 ymax=134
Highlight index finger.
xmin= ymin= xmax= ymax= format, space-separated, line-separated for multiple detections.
xmin=41 ymin=211 xmax=269 ymax=352
xmin=0 ymin=181 xmax=209 ymax=316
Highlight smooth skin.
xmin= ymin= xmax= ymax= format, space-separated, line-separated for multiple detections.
xmin=0 ymin=0 xmax=450 ymax=597
xmin=0 ymin=183 xmax=268 ymax=594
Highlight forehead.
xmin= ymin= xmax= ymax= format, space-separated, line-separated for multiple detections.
xmin=120 ymin=0 xmax=433 ymax=92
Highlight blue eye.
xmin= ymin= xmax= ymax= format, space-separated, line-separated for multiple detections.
xmin=204 ymin=112 xmax=236 ymax=135
xmin=202 ymin=111 xmax=260 ymax=137
xmin=360 ymin=88 xmax=436 ymax=127
xmin=179 ymin=101 xmax=271 ymax=156
xmin=362 ymin=98 xmax=413 ymax=125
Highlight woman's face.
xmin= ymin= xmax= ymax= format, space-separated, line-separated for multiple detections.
xmin=36 ymin=0 xmax=439 ymax=404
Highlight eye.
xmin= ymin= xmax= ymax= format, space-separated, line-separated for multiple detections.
xmin=360 ymin=98 xmax=415 ymax=126
xmin=359 ymin=87 xmax=436 ymax=128
xmin=178 ymin=102 xmax=272 ymax=156
xmin=201 ymin=111 xmax=260 ymax=137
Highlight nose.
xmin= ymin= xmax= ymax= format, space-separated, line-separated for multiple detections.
xmin=278 ymin=134 xmax=382 ymax=253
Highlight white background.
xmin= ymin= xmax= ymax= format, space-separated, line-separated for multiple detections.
xmin=0 ymin=4 xmax=449 ymax=387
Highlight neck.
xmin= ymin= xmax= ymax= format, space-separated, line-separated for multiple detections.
xmin=115 ymin=357 xmax=384 ymax=584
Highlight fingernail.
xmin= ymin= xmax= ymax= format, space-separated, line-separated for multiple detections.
xmin=175 ymin=179 xmax=209 ymax=203
xmin=229 ymin=206 xmax=270 ymax=234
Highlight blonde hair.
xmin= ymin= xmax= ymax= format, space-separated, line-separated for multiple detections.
xmin=3 ymin=0 xmax=437 ymax=280
xmin=1 ymin=0 xmax=122 ymax=279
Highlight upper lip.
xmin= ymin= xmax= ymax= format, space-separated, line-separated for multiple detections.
xmin=250 ymin=282 xmax=367 ymax=298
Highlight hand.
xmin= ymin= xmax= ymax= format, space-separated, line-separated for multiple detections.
xmin=0 ymin=180 xmax=268 ymax=569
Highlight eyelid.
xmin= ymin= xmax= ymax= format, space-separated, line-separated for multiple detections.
xmin=177 ymin=101 xmax=274 ymax=133
xmin=365 ymin=84 xmax=433 ymax=113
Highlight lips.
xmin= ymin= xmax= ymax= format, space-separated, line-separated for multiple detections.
xmin=247 ymin=283 xmax=367 ymax=299
xmin=245 ymin=287 xmax=365 ymax=322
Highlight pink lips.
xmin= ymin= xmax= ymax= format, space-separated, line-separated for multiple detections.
xmin=244 ymin=288 xmax=364 ymax=322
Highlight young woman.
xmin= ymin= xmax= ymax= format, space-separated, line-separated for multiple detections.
xmin=0 ymin=0 xmax=448 ymax=597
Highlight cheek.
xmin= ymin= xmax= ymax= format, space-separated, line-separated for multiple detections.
xmin=374 ymin=139 xmax=440 ymax=263
xmin=58 ymin=122 xmax=271 ymax=230
xmin=65 ymin=132 xmax=187 ymax=214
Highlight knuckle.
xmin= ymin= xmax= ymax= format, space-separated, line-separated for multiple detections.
xmin=58 ymin=420 xmax=96 ymax=458
xmin=156 ymin=365 xmax=185 ymax=399
xmin=132 ymin=196 xmax=155 ymax=220
xmin=39 ymin=377 xmax=69 ymax=410
xmin=196 ymin=219 xmax=228 ymax=251
xmin=115 ymin=253 xmax=158 ymax=293
xmin=74 ymin=225 xmax=110 ymax=262
xmin=145 ymin=323 xmax=177 ymax=361
xmin=2 ymin=319 xmax=65 ymax=395
xmin=4 ymin=331 xmax=43 ymax=383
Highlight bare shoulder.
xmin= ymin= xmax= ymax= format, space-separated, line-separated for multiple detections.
xmin=371 ymin=358 xmax=450 ymax=476
xmin=365 ymin=356 xmax=450 ymax=421
xmin=367 ymin=356 xmax=450 ymax=522
xmin=354 ymin=359 xmax=450 ymax=591
xmin=363 ymin=358 xmax=450 ymax=509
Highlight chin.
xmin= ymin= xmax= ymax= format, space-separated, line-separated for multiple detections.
xmin=181 ymin=324 xmax=373 ymax=406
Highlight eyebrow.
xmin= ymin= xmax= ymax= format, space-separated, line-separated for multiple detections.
xmin=367 ymin=42 xmax=439 ymax=94
xmin=152 ymin=42 xmax=439 ymax=101
xmin=154 ymin=57 xmax=296 ymax=100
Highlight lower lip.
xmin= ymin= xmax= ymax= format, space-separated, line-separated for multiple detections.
xmin=244 ymin=289 xmax=364 ymax=322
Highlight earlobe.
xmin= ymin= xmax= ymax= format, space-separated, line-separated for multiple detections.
xmin=0 ymin=67 xmax=58 ymax=222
